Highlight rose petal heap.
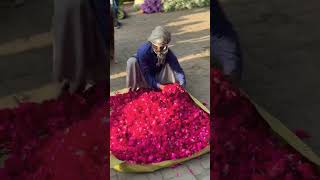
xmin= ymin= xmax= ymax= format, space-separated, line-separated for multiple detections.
xmin=211 ymin=68 xmax=320 ymax=179
xmin=0 ymin=83 xmax=108 ymax=180
xmin=110 ymin=83 xmax=210 ymax=164
xmin=26 ymin=105 xmax=108 ymax=180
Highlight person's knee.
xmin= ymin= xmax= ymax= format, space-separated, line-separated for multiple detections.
xmin=127 ymin=57 xmax=138 ymax=67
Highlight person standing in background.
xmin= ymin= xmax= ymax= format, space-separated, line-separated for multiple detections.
xmin=111 ymin=0 xmax=121 ymax=29
xmin=52 ymin=0 xmax=111 ymax=95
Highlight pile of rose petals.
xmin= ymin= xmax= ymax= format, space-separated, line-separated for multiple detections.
xmin=110 ymin=83 xmax=210 ymax=164
xmin=0 ymin=83 xmax=108 ymax=180
xmin=211 ymin=68 xmax=320 ymax=179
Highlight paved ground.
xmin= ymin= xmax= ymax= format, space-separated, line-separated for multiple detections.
xmin=110 ymin=6 xmax=210 ymax=180
xmin=0 ymin=0 xmax=54 ymax=107
xmin=219 ymin=0 xmax=320 ymax=154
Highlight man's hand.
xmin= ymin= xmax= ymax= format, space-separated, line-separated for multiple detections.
xmin=159 ymin=83 xmax=186 ymax=90
xmin=159 ymin=84 xmax=166 ymax=90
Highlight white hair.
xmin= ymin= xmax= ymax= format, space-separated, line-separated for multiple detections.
xmin=148 ymin=26 xmax=171 ymax=46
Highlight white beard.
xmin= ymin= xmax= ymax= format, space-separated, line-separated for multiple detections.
xmin=154 ymin=47 xmax=169 ymax=66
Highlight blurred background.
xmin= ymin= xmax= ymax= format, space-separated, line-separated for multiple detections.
xmin=219 ymin=0 xmax=320 ymax=156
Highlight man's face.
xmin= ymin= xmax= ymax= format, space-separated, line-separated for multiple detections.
xmin=152 ymin=43 xmax=168 ymax=54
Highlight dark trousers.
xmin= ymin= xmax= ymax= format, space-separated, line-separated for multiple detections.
xmin=112 ymin=0 xmax=120 ymax=26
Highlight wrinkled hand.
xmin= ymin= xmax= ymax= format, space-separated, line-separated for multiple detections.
xmin=159 ymin=84 xmax=166 ymax=91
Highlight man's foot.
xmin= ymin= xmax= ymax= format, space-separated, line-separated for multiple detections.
xmin=114 ymin=22 xmax=122 ymax=29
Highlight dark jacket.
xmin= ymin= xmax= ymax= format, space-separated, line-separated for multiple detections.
xmin=136 ymin=42 xmax=186 ymax=89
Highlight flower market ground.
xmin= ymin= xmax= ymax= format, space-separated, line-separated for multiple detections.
xmin=0 ymin=0 xmax=320 ymax=179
